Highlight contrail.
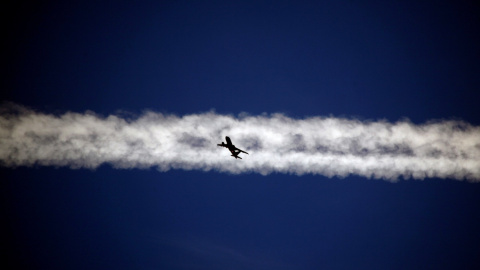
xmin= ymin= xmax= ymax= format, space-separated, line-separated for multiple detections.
xmin=1 ymin=103 xmax=479 ymax=181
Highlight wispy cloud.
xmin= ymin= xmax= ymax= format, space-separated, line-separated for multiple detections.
xmin=151 ymin=234 xmax=290 ymax=270
xmin=1 ymin=103 xmax=479 ymax=181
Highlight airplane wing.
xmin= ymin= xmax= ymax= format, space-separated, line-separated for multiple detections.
xmin=236 ymin=148 xmax=249 ymax=155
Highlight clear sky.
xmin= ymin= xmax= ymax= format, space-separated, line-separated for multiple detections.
xmin=2 ymin=1 xmax=480 ymax=269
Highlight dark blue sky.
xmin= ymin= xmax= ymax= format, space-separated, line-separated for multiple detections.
xmin=2 ymin=1 xmax=480 ymax=269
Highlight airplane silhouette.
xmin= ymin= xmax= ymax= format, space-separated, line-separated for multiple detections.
xmin=217 ymin=136 xmax=249 ymax=159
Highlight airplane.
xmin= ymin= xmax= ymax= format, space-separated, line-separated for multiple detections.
xmin=217 ymin=136 xmax=249 ymax=159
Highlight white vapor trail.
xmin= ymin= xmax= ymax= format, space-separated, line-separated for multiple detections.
xmin=1 ymin=104 xmax=479 ymax=181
